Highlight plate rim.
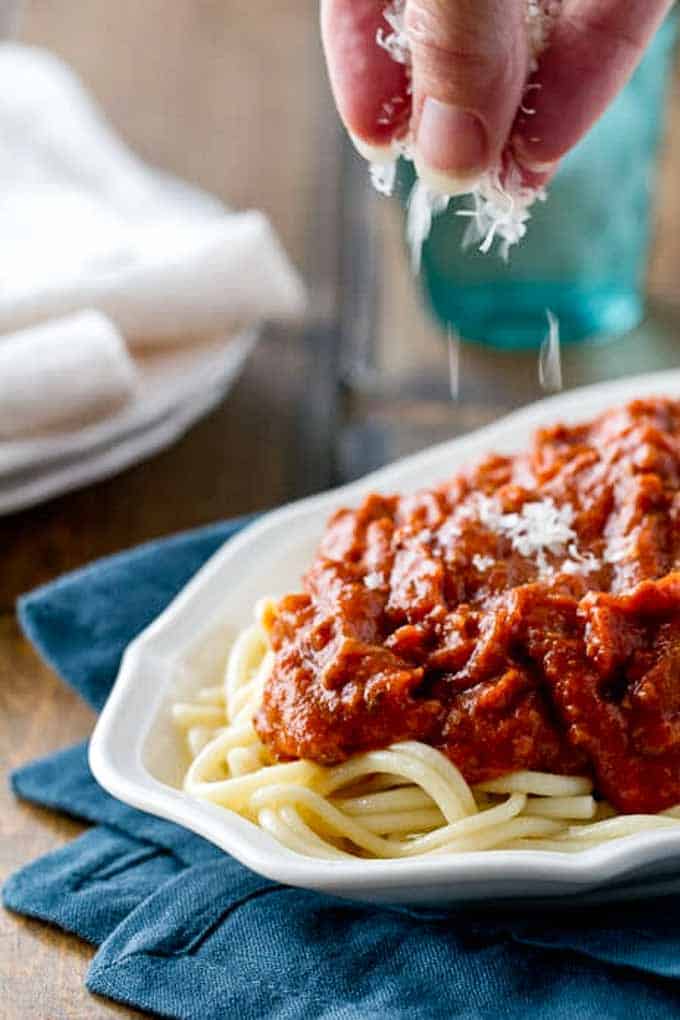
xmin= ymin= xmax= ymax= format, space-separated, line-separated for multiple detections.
xmin=0 ymin=332 xmax=257 ymax=515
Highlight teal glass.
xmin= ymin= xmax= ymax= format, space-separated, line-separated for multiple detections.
xmin=407 ymin=14 xmax=678 ymax=350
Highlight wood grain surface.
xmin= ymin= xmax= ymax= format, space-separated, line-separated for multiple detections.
xmin=1 ymin=3 xmax=679 ymax=1017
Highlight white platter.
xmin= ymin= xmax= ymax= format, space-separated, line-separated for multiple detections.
xmin=90 ymin=370 xmax=680 ymax=907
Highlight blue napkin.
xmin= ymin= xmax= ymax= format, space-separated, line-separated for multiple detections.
xmin=5 ymin=517 xmax=680 ymax=1019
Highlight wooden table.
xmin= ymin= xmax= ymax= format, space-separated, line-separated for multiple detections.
xmin=1 ymin=3 xmax=679 ymax=1016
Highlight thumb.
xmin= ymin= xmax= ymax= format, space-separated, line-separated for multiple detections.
xmin=406 ymin=0 xmax=529 ymax=193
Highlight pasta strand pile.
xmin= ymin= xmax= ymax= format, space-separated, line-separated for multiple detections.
xmin=174 ymin=604 xmax=680 ymax=861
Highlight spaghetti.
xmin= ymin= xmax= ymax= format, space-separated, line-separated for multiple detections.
xmin=176 ymin=399 xmax=680 ymax=858
xmin=175 ymin=602 xmax=680 ymax=860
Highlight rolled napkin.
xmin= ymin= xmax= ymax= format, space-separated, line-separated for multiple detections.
xmin=0 ymin=44 xmax=305 ymax=348
xmin=0 ymin=310 xmax=138 ymax=438
xmin=0 ymin=212 xmax=306 ymax=348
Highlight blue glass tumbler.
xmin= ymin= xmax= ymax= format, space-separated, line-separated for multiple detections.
xmin=407 ymin=13 xmax=678 ymax=349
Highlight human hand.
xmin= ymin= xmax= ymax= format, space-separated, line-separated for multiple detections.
xmin=321 ymin=0 xmax=675 ymax=193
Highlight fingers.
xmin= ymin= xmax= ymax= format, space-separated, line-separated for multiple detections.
xmin=322 ymin=0 xmax=530 ymax=188
xmin=405 ymin=0 xmax=529 ymax=193
xmin=320 ymin=0 xmax=411 ymax=159
xmin=512 ymin=0 xmax=675 ymax=173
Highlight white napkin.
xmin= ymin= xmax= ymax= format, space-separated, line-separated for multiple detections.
xmin=0 ymin=211 xmax=306 ymax=348
xmin=0 ymin=310 xmax=137 ymax=438
xmin=0 ymin=41 xmax=304 ymax=345
xmin=0 ymin=40 xmax=305 ymax=446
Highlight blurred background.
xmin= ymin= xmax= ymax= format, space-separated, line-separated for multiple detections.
xmin=0 ymin=1 xmax=679 ymax=610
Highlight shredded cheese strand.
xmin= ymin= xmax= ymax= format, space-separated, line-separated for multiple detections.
xmin=371 ymin=0 xmax=562 ymax=264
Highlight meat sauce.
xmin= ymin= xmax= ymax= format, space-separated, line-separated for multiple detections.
xmin=254 ymin=399 xmax=680 ymax=813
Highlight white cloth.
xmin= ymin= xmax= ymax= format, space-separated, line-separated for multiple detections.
xmin=0 ymin=310 xmax=138 ymax=438
xmin=0 ymin=43 xmax=305 ymax=348
xmin=0 ymin=42 xmax=305 ymax=446
xmin=0 ymin=212 xmax=306 ymax=348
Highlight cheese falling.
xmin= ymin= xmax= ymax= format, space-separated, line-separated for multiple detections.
xmin=372 ymin=0 xmax=562 ymax=266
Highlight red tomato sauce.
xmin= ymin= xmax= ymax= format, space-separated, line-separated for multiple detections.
xmin=255 ymin=398 xmax=680 ymax=813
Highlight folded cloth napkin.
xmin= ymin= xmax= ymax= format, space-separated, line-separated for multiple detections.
xmin=5 ymin=518 xmax=680 ymax=1019
xmin=0 ymin=209 xmax=305 ymax=350
xmin=0 ymin=44 xmax=305 ymax=348
xmin=0 ymin=310 xmax=138 ymax=438
xmin=0 ymin=42 xmax=304 ymax=454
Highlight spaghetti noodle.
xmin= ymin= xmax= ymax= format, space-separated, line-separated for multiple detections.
xmin=177 ymin=399 xmax=680 ymax=858
xmin=174 ymin=602 xmax=680 ymax=860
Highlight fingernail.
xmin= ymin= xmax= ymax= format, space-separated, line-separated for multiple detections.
xmin=511 ymin=135 xmax=559 ymax=174
xmin=518 ymin=156 xmax=559 ymax=174
xmin=413 ymin=160 xmax=481 ymax=197
xmin=415 ymin=99 xmax=487 ymax=194
xmin=348 ymin=132 xmax=394 ymax=164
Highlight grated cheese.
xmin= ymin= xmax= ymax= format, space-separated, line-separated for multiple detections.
xmin=526 ymin=0 xmax=562 ymax=68
xmin=406 ymin=184 xmax=450 ymax=272
xmin=369 ymin=159 xmax=398 ymax=197
xmin=376 ymin=0 xmax=410 ymax=66
xmin=447 ymin=325 xmax=460 ymax=401
xmin=473 ymin=495 xmax=600 ymax=575
xmin=603 ymin=534 xmax=635 ymax=565
xmin=364 ymin=571 xmax=385 ymax=590
xmin=560 ymin=544 xmax=600 ymax=576
xmin=370 ymin=0 xmax=561 ymax=264
xmin=472 ymin=553 xmax=495 ymax=572
xmin=478 ymin=495 xmax=575 ymax=554
xmin=457 ymin=164 xmax=547 ymax=261
xmin=538 ymin=310 xmax=563 ymax=392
